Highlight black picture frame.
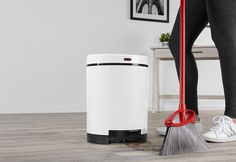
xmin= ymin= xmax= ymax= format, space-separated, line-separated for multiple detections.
xmin=130 ymin=0 xmax=169 ymax=23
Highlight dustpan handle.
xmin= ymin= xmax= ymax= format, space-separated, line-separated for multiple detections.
xmin=179 ymin=0 xmax=186 ymax=110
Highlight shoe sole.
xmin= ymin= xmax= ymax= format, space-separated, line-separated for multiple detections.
xmin=156 ymin=125 xmax=203 ymax=136
xmin=203 ymin=135 xmax=236 ymax=143
xmin=156 ymin=129 xmax=166 ymax=136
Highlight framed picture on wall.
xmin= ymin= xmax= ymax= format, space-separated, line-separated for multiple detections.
xmin=130 ymin=0 xmax=169 ymax=23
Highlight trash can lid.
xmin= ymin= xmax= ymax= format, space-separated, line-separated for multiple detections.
xmin=87 ymin=54 xmax=148 ymax=66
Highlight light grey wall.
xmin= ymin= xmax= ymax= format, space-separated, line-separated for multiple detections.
xmin=0 ymin=0 xmax=217 ymax=113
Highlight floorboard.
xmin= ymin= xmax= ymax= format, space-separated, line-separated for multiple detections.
xmin=1 ymin=111 xmax=235 ymax=162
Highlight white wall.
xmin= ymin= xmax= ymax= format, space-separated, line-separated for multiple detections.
xmin=0 ymin=0 xmax=220 ymax=113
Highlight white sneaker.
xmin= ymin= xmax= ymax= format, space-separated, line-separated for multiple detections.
xmin=203 ymin=116 xmax=236 ymax=143
xmin=156 ymin=121 xmax=203 ymax=136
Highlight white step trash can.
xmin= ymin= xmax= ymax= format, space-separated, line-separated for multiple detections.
xmin=86 ymin=54 xmax=148 ymax=144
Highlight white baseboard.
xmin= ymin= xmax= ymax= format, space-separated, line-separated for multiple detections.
xmin=149 ymin=99 xmax=225 ymax=112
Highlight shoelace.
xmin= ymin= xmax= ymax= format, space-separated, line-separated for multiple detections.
xmin=210 ymin=116 xmax=236 ymax=137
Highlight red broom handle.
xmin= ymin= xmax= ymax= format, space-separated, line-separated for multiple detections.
xmin=179 ymin=0 xmax=186 ymax=110
xmin=164 ymin=0 xmax=197 ymax=126
xmin=165 ymin=1 xmax=197 ymax=125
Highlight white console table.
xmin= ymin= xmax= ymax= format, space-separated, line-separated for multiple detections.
xmin=151 ymin=45 xmax=225 ymax=112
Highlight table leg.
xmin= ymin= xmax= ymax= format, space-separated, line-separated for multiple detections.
xmin=152 ymin=55 xmax=160 ymax=112
xmin=156 ymin=58 xmax=160 ymax=111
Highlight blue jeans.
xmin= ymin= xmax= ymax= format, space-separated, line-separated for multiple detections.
xmin=169 ymin=0 xmax=236 ymax=118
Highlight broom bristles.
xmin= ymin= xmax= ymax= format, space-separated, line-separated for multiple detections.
xmin=159 ymin=123 xmax=209 ymax=156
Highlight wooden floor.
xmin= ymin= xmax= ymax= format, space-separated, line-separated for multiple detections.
xmin=0 ymin=111 xmax=236 ymax=162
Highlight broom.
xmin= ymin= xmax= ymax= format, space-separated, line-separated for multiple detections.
xmin=159 ymin=0 xmax=209 ymax=156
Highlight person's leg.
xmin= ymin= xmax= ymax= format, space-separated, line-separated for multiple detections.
xmin=206 ymin=0 xmax=236 ymax=119
xmin=168 ymin=0 xmax=208 ymax=115
xmin=203 ymin=0 xmax=236 ymax=143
